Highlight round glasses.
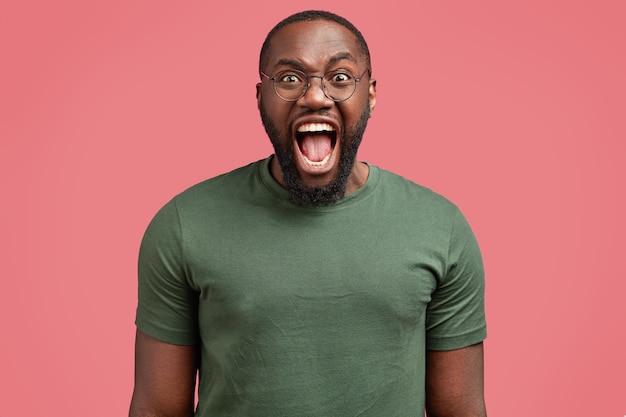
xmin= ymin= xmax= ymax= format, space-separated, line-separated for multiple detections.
xmin=260 ymin=68 xmax=370 ymax=102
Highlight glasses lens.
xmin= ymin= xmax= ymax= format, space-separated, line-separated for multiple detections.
xmin=270 ymin=69 xmax=360 ymax=102
xmin=323 ymin=70 xmax=357 ymax=101
xmin=273 ymin=70 xmax=307 ymax=101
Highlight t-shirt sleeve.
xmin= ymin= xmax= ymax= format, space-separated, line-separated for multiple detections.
xmin=135 ymin=199 xmax=199 ymax=345
xmin=425 ymin=208 xmax=487 ymax=350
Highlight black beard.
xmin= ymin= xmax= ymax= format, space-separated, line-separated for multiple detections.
xmin=260 ymin=104 xmax=370 ymax=207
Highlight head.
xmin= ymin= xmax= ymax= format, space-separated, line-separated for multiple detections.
xmin=257 ymin=10 xmax=376 ymax=206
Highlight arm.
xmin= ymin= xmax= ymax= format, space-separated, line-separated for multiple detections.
xmin=425 ymin=342 xmax=486 ymax=417
xmin=129 ymin=329 xmax=197 ymax=417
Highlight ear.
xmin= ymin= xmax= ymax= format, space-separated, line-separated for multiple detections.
xmin=368 ymin=79 xmax=377 ymax=116
xmin=256 ymin=83 xmax=262 ymax=111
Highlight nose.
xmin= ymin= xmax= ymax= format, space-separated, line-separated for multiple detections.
xmin=298 ymin=75 xmax=333 ymax=109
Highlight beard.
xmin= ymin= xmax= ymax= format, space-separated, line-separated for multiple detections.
xmin=260 ymin=103 xmax=371 ymax=207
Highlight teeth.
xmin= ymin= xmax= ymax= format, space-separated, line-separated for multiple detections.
xmin=297 ymin=123 xmax=335 ymax=133
xmin=303 ymin=152 xmax=332 ymax=167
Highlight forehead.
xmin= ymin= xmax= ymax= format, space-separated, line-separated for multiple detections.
xmin=264 ymin=20 xmax=363 ymax=71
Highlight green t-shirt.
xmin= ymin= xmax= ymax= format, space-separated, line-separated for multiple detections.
xmin=136 ymin=157 xmax=486 ymax=416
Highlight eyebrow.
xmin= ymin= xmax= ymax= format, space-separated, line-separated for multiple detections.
xmin=327 ymin=52 xmax=357 ymax=66
xmin=272 ymin=52 xmax=358 ymax=72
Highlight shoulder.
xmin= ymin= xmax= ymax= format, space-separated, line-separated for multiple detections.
xmin=144 ymin=159 xmax=268 ymax=233
xmin=160 ymin=158 xmax=272 ymax=217
xmin=174 ymin=159 xmax=265 ymax=203
xmin=373 ymin=165 xmax=461 ymax=219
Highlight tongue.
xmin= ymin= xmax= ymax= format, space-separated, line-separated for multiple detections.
xmin=300 ymin=134 xmax=332 ymax=162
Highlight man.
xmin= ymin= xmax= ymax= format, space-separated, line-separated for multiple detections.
xmin=130 ymin=10 xmax=487 ymax=417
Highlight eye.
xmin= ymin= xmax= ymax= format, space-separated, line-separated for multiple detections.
xmin=277 ymin=72 xmax=304 ymax=84
xmin=326 ymin=71 xmax=354 ymax=86
xmin=332 ymin=72 xmax=352 ymax=82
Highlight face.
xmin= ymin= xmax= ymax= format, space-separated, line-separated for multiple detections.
xmin=257 ymin=20 xmax=376 ymax=206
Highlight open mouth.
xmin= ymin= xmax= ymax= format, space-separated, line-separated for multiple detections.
xmin=295 ymin=123 xmax=337 ymax=167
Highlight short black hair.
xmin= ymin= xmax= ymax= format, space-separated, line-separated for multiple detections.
xmin=259 ymin=10 xmax=371 ymax=74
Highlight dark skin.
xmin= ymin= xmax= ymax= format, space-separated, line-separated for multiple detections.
xmin=129 ymin=332 xmax=486 ymax=417
xmin=129 ymin=330 xmax=196 ymax=417
xmin=256 ymin=20 xmax=375 ymax=196
xmin=426 ymin=343 xmax=487 ymax=417
xmin=129 ymin=19 xmax=486 ymax=417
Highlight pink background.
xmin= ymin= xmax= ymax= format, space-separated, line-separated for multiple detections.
xmin=1 ymin=1 xmax=624 ymax=416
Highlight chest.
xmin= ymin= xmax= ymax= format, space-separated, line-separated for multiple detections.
xmin=182 ymin=206 xmax=449 ymax=335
